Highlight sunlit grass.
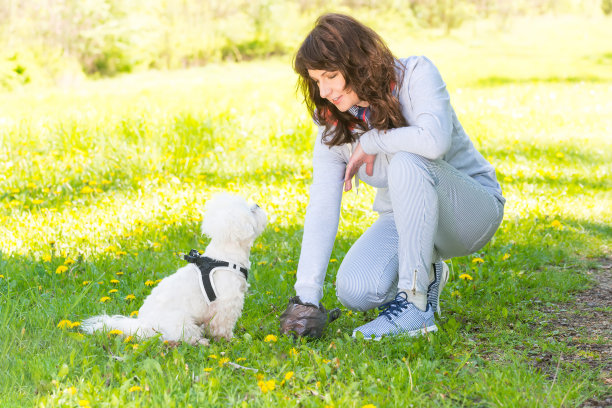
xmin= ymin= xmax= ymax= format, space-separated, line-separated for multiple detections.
xmin=0 ymin=15 xmax=610 ymax=407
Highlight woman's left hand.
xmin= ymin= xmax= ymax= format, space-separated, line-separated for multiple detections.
xmin=344 ymin=143 xmax=376 ymax=192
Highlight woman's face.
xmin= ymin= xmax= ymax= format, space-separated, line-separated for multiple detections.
xmin=308 ymin=69 xmax=368 ymax=112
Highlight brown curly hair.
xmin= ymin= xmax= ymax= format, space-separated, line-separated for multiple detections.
xmin=294 ymin=13 xmax=407 ymax=147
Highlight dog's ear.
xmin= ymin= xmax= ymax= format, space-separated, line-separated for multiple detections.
xmin=201 ymin=194 xmax=259 ymax=243
xmin=228 ymin=214 xmax=256 ymax=242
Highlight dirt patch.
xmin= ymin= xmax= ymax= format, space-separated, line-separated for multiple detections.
xmin=534 ymin=257 xmax=611 ymax=405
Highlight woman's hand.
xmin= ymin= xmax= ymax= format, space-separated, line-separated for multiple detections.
xmin=344 ymin=142 xmax=376 ymax=192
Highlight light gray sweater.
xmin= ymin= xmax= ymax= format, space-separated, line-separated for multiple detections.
xmin=295 ymin=56 xmax=504 ymax=305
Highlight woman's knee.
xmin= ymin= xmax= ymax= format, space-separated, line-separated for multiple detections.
xmin=388 ymin=152 xmax=434 ymax=189
xmin=336 ymin=273 xmax=388 ymax=312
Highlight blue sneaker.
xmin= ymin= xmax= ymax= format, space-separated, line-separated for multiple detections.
xmin=428 ymin=262 xmax=449 ymax=315
xmin=352 ymin=292 xmax=437 ymax=341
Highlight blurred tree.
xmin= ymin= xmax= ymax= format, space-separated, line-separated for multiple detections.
xmin=408 ymin=0 xmax=474 ymax=33
xmin=0 ymin=0 xmax=607 ymax=86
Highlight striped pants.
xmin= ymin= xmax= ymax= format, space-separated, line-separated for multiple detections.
xmin=336 ymin=152 xmax=504 ymax=311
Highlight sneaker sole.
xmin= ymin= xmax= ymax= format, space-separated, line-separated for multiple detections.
xmin=435 ymin=262 xmax=449 ymax=315
xmin=352 ymin=324 xmax=438 ymax=341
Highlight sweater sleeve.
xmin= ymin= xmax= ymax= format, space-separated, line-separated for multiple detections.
xmin=359 ymin=56 xmax=452 ymax=160
xmin=294 ymin=126 xmax=345 ymax=305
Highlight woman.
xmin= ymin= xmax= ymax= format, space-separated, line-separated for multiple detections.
xmin=279 ymin=13 xmax=505 ymax=340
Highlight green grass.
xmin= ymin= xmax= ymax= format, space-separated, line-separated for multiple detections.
xmin=1 ymin=15 xmax=611 ymax=407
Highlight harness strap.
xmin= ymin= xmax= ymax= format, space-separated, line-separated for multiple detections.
xmin=182 ymin=249 xmax=248 ymax=303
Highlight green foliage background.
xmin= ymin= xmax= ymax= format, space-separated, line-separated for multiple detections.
xmin=0 ymin=0 xmax=607 ymax=89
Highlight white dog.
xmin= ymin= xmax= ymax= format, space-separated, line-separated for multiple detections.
xmin=82 ymin=194 xmax=267 ymax=345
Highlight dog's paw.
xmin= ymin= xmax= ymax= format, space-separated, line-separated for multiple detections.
xmin=196 ymin=338 xmax=210 ymax=346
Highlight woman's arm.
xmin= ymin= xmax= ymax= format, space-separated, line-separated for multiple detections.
xmin=294 ymin=126 xmax=346 ymax=305
xmin=359 ymin=56 xmax=453 ymax=160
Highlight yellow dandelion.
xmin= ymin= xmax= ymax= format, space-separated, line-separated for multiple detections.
xmin=218 ymin=357 xmax=230 ymax=366
xmin=82 ymin=280 xmax=91 ymax=286
xmin=257 ymin=261 xmax=267 ymax=265
xmin=286 ymin=270 xmax=296 ymax=275
xmin=472 ymin=258 xmax=484 ymax=264
xmin=108 ymin=329 xmax=123 ymax=336
xmin=65 ymin=386 xmax=77 ymax=395
xmin=110 ymin=279 xmax=119 ymax=284
xmin=31 ymin=199 xmax=44 ymax=205
xmin=502 ymin=253 xmax=511 ymax=261
xmin=323 ymin=359 xmax=330 ymax=364
xmin=132 ymin=344 xmax=139 ymax=350
xmin=81 ymin=186 xmax=93 ymax=194
xmin=64 ymin=258 xmax=75 ymax=265
xmin=78 ymin=400 xmax=90 ymax=407
xmin=116 ymin=251 xmax=127 ymax=256
xmin=42 ymin=255 xmax=52 ymax=262
xmin=116 ymin=271 xmax=124 ymax=276
xmin=258 ymin=379 xmax=276 ymax=393
xmin=362 ymin=405 xmax=377 ymax=408
xmin=124 ymin=336 xmax=134 ymax=343
xmin=70 ymin=321 xmax=81 ymax=328
xmin=284 ymin=371 xmax=294 ymax=381
xmin=145 ymin=280 xmax=155 ymax=286
xmin=125 ymin=294 xmax=136 ymax=301
xmin=264 ymin=334 xmax=277 ymax=343
xmin=154 ymin=279 xmax=162 ymax=284
xmin=108 ymin=289 xmax=118 ymax=294
xmin=550 ymin=220 xmax=562 ymax=229
xmin=236 ymin=357 xmax=246 ymax=362
xmin=128 ymin=385 xmax=142 ymax=392
xmin=556 ymin=152 xmax=564 ymax=158
xmin=203 ymin=367 xmax=213 ymax=372
xmin=130 ymin=310 xmax=139 ymax=317
xmin=289 ymin=348 xmax=299 ymax=356
xmin=57 ymin=320 xmax=72 ymax=329
xmin=100 ymin=296 xmax=111 ymax=303
xmin=105 ymin=246 xmax=117 ymax=253
xmin=208 ymin=354 xmax=218 ymax=359
xmin=459 ymin=273 xmax=473 ymax=281
xmin=55 ymin=265 xmax=68 ymax=274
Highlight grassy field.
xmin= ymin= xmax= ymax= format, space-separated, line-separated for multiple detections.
xmin=1 ymin=15 xmax=611 ymax=407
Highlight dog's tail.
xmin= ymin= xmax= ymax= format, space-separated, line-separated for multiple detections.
xmin=81 ymin=315 xmax=158 ymax=338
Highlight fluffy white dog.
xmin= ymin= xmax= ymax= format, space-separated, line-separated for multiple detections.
xmin=82 ymin=193 xmax=267 ymax=345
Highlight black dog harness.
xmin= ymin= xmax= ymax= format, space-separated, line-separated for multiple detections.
xmin=182 ymin=249 xmax=248 ymax=304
